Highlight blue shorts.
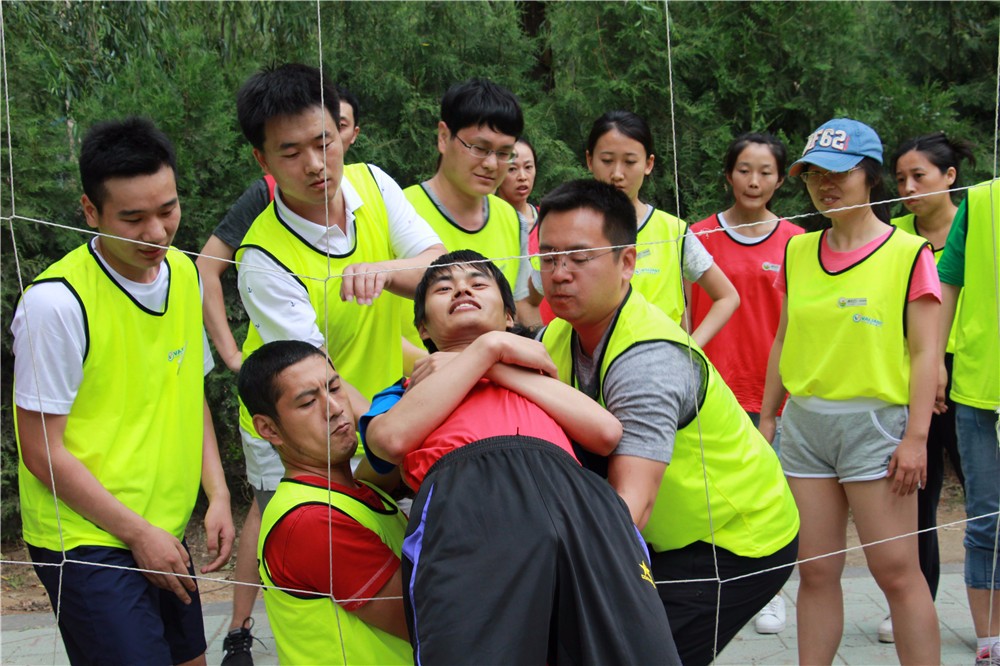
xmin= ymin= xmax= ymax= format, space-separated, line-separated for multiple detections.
xmin=29 ymin=540 xmax=206 ymax=665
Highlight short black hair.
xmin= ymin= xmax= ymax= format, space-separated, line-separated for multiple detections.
xmin=440 ymin=78 xmax=523 ymax=138
xmin=413 ymin=250 xmax=517 ymax=353
xmin=238 ymin=340 xmax=328 ymax=422
xmin=537 ymin=180 xmax=637 ymax=249
xmin=79 ymin=117 xmax=177 ymax=212
xmin=236 ymin=63 xmax=340 ymax=150
xmin=337 ymin=85 xmax=361 ymax=126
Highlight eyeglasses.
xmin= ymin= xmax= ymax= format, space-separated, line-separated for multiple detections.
xmin=799 ymin=166 xmax=863 ymax=185
xmin=453 ymin=134 xmax=516 ymax=164
xmin=530 ymin=249 xmax=615 ymax=272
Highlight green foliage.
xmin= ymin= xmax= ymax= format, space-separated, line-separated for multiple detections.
xmin=1 ymin=1 xmax=998 ymax=541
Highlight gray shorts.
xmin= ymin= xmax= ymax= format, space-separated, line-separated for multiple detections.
xmin=780 ymin=401 xmax=909 ymax=482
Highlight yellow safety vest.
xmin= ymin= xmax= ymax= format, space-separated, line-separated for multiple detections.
xmin=542 ymin=289 xmax=798 ymax=556
xmin=951 ymin=181 xmax=1000 ymax=410
xmin=633 ymin=207 xmax=687 ymax=324
xmin=892 ymin=213 xmax=961 ymax=354
xmin=236 ymin=164 xmax=401 ymax=438
xmin=781 ymin=228 xmax=928 ymax=404
xmin=17 ymin=245 xmax=203 ymax=550
xmin=258 ymin=477 xmax=412 ymax=665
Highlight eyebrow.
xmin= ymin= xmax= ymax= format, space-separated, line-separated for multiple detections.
xmin=291 ymin=373 xmax=340 ymax=402
xmin=118 ymin=197 xmax=178 ymax=217
xmin=278 ymin=132 xmax=328 ymax=151
xmin=538 ymin=244 xmax=592 ymax=252
xmin=430 ymin=267 xmax=492 ymax=285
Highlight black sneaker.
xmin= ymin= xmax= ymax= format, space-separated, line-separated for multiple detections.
xmin=221 ymin=617 xmax=262 ymax=666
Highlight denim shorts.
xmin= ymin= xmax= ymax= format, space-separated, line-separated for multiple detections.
xmin=780 ymin=401 xmax=908 ymax=482
xmin=955 ymin=404 xmax=1000 ymax=590
xmin=29 ymin=540 xmax=206 ymax=664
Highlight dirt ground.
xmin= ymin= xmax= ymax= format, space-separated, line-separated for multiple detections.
xmin=0 ymin=467 xmax=969 ymax=615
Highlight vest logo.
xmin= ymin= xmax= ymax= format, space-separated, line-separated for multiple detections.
xmin=167 ymin=344 xmax=187 ymax=373
xmin=852 ymin=313 xmax=883 ymax=327
xmin=761 ymin=262 xmax=780 ymax=272
xmin=838 ymin=297 xmax=867 ymax=308
xmin=636 ymin=249 xmax=652 ymax=260
xmin=640 ymin=560 xmax=655 ymax=588
xmin=634 ymin=267 xmax=660 ymax=275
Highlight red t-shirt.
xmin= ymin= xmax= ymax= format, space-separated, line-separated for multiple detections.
xmin=690 ymin=214 xmax=804 ymax=413
xmin=402 ymin=380 xmax=577 ymax=491
xmin=262 ymin=475 xmax=400 ymax=612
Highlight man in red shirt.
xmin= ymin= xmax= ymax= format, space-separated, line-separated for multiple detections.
xmin=237 ymin=341 xmax=411 ymax=664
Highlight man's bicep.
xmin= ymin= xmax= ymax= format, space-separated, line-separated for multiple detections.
xmin=237 ymin=251 xmax=323 ymax=346
xmin=602 ymin=342 xmax=693 ymax=464
xmin=351 ymin=565 xmax=408 ymax=640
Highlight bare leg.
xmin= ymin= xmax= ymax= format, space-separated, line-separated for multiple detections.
xmin=846 ymin=479 xmax=940 ymax=665
xmin=968 ymin=587 xmax=1000 ymax=639
xmin=230 ymin=498 xmax=262 ymax=630
xmin=788 ymin=476 xmax=848 ymax=665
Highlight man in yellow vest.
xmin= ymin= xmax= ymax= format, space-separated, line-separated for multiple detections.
xmin=238 ymin=340 xmax=411 ymax=665
xmin=11 ymin=117 xmax=234 ymax=664
xmin=937 ymin=178 xmax=1000 ymax=666
xmin=536 ymin=179 xmax=800 ymax=666
xmin=225 ymin=63 xmax=444 ymax=663
xmin=402 ymin=78 xmax=539 ymax=330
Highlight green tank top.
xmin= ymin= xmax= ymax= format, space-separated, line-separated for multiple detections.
xmin=542 ymin=288 xmax=798 ymax=556
xmin=236 ymin=164 xmax=401 ymax=436
xmin=951 ymin=181 xmax=1000 ymax=409
xmin=258 ymin=477 xmax=412 ymax=665
xmin=781 ymin=228 xmax=928 ymax=404
xmin=17 ymin=245 xmax=204 ymax=550
xmin=633 ymin=207 xmax=687 ymax=323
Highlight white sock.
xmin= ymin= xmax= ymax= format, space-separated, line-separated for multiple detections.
xmin=978 ymin=636 xmax=1000 ymax=651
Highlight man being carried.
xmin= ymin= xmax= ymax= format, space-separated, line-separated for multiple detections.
xmin=238 ymin=341 xmax=411 ymax=665
xmin=12 ymin=117 xmax=234 ymax=665
xmin=362 ymin=250 xmax=680 ymax=665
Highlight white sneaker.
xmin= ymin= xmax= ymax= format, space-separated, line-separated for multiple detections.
xmin=877 ymin=615 xmax=894 ymax=643
xmin=754 ymin=594 xmax=786 ymax=634
xmin=974 ymin=640 xmax=1000 ymax=666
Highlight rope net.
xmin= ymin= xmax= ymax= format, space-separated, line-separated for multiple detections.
xmin=0 ymin=2 xmax=997 ymax=664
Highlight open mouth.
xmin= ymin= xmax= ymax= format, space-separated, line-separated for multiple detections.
xmin=450 ymin=300 xmax=481 ymax=314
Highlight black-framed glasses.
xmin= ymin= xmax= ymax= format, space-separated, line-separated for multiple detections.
xmin=799 ymin=166 xmax=863 ymax=185
xmin=530 ymin=249 xmax=616 ymax=272
xmin=453 ymin=134 xmax=516 ymax=164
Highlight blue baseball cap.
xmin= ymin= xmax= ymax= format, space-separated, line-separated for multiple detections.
xmin=788 ymin=118 xmax=883 ymax=177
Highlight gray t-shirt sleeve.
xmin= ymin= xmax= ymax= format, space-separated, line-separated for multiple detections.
xmin=603 ymin=340 xmax=703 ymax=463
xmin=212 ymin=179 xmax=272 ymax=248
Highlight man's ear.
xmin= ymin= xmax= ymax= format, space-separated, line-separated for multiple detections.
xmin=81 ymin=194 xmax=100 ymax=230
xmin=253 ymin=414 xmax=283 ymax=447
xmin=436 ymin=121 xmax=449 ymax=155
xmin=252 ymin=148 xmax=271 ymax=175
xmin=620 ymin=245 xmax=637 ymax=282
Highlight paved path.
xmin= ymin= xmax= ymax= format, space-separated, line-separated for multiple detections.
xmin=0 ymin=565 xmax=978 ymax=665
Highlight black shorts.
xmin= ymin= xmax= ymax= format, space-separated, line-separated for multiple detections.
xmin=29 ymin=540 xmax=206 ymax=665
xmin=402 ymin=435 xmax=680 ymax=665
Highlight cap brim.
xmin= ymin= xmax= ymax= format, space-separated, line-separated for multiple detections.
xmin=789 ymin=152 xmax=863 ymax=178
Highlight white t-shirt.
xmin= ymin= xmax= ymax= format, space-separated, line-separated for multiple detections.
xmin=237 ymin=164 xmax=442 ymax=347
xmin=12 ymin=238 xmax=213 ymax=415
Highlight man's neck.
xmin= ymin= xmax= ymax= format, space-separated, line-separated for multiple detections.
xmin=284 ymin=461 xmax=356 ymax=489
xmin=426 ymin=175 xmax=486 ymax=231
xmin=573 ymin=290 xmax=628 ymax=358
